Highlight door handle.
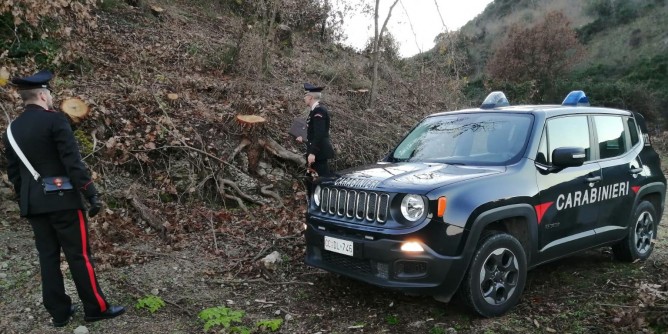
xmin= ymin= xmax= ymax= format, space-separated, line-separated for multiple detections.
xmin=630 ymin=167 xmax=643 ymax=174
xmin=585 ymin=176 xmax=601 ymax=183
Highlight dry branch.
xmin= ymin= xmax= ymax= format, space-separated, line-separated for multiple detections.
xmin=129 ymin=195 xmax=168 ymax=241
xmin=219 ymin=178 xmax=265 ymax=205
xmin=259 ymin=137 xmax=305 ymax=166
xmin=260 ymin=184 xmax=283 ymax=207
xmin=229 ymin=138 xmax=251 ymax=161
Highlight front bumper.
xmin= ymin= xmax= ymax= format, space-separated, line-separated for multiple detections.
xmin=304 ymin=219 xmax=465 ymax=300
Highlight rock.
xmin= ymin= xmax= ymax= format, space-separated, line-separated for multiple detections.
xmin=285 ymin=314 xmax=293 ymax=321
xmin=151 ymin=288 xmax=160 ymax=295
xmin=276 ymin=24 xmax=293 ymax=48
xmin=0 ymin=187 xmax=14 ymax=199
xmin=260 ymin=251 xmax=282 ymax=271
xmin=0 ymin=273 xmax=7 ymax=279
xmin=0 ymin=201 xmax=19 ymax=214
xmin=74 ymin=326 xmax=90 ymax=334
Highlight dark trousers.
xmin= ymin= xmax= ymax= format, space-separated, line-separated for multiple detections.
xmin=28 ymin=209 xmax=108 ymax=320
xmin=311 ymin=159 xmax=331 ymax=177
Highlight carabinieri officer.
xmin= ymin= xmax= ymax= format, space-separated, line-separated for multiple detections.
xmin=298 ymin=83 xmax=335 ymax=177
xmin=2 ymin=69 xmax=125 ymax=327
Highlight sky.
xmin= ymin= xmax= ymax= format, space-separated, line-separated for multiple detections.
xmin=336 ymin=0 xmax=494 ymax=58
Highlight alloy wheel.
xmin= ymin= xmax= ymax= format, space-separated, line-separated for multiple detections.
xmin=634 ymin=211 xmax=654 ymax=255
xmin=478 ymin=248 xmax=519 ymax=305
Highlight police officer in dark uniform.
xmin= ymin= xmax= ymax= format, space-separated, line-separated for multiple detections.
xmin=2 ymin=70 xmax=125 ymax=327
xmin=296 ymin=83 xmax=335 ymax=177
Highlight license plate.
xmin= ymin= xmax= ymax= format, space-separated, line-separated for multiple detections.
xmin=324 ymin=236 xmax=354 ymax=257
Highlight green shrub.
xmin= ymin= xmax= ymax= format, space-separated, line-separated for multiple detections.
xmin=256 ymin=319 xmax=283 ymax=331
xmin=135 ymin=295 xmax=165 ymax=314
xmin=198 ymin=306 xmax=245 ymax=332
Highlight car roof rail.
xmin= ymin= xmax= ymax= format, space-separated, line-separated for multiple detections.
xmin=562 ymin=90 xmax=590 ymax=107
xmin=480 ymin=91 xmax=510 ymax=109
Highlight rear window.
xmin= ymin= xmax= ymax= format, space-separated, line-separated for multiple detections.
xmin=627 ymin=117 xmax=640 ymax=147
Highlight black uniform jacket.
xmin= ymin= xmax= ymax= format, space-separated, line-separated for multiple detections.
xmin=2 ymin=104 xmax=97 ymax=217
xmin=306 ymin=104 xmax=335 ymax=160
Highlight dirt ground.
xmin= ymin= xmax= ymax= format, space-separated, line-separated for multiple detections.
xmin=0 ymin=183 xmax=667 ymax=334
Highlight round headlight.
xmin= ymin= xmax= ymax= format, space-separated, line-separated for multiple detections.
xmin=400 ymin=194 xmax=425 ymax=222
xmin=313 ymin=185 xmax=321 ymax=206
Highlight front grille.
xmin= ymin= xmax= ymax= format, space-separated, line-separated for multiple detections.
xmin=322 ymin=251 xmax=373 ymax=275
xmin=318 ymin=187 xmax=390 ymax=224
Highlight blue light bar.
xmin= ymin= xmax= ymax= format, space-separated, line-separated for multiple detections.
xmin=562 ymin=90 xmax=590 ymax=107
xmin=480 ymin=91 xmax=510 ymax=109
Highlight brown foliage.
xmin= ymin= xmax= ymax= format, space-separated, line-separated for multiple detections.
xmin=0 ymin=0 xmax=99 ymax=65
xmin=486 ymin=11 xmax=583 ymax=99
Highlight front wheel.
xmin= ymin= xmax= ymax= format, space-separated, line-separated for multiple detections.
xmin=612 ymin=201 xmax=658 ymax=262
xmin=459 ymin=232 xmax=527 ymax=317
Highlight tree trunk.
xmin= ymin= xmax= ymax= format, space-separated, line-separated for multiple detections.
xmin=261 ymin=0 xmax=280 ymax=75
xmin=320 ymin=0 xmax=329 ymax=42
xmin=369 ymin=0 xmax=400 ymax=105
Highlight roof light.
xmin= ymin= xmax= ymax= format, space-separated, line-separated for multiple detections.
xmin=562 ymin=90 xmax=590 ymax=107
xmin=480 ymin=91 xmax=510 ymax=109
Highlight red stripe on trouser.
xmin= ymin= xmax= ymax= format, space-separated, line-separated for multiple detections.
xmin=78 ymin=210 xmax=107 ymax=312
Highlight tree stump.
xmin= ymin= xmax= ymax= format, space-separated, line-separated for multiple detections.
xmin=60 ymin=98 xmax=90 ymax=123
xmin=234 ymin=115 xmax=266 ymax=175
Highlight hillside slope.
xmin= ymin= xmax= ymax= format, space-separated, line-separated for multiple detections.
xmin=455 ymin=0 xmax=668 ymax=119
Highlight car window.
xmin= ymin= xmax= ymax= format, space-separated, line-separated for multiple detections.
xmin=536 ymin=129 xmax=548 ymax=164
xmin=627 ymin=117 xmax=640 ymax=147
xmin=547 ymin=116 xmax=591 ymax=161
xmin=594 ymin=115 xmax=627 ymax=159
xmin=392 ymin=113 xmax=533 ymax=165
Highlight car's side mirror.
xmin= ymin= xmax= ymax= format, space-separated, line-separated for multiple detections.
xmin=552 ymin=147 xmax=586 ymax=168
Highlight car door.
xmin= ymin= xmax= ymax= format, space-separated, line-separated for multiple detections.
xmin=593 ymin=115 xmax=643 ymax=241
xmin=535 ymin=115 xmax=601 ymax=262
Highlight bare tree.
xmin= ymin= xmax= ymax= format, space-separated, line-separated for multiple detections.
xmin=370 ymin=0 xmax=400 ymax=104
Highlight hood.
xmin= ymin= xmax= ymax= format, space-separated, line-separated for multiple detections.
xmin=331 ymin=162 xmax=505 ymax=194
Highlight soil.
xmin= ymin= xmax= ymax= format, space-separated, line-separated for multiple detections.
xmin=0 ymin=181 xmax=666 ymax=334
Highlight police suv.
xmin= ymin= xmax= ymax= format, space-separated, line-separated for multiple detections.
xmin=304 ymin=91 xmax=666 ymax=317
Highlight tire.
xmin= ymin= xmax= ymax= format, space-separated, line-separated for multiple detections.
xmin=459 ymin=232 xmax=527 ymax=317
xmin=612 ymin=201 xmax=658 ymax=262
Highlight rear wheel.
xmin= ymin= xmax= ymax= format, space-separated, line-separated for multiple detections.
xmin=459 ymin=232 xmax=527 ymax=317
xmin=612 ymin=201 xmax=657 ymax=262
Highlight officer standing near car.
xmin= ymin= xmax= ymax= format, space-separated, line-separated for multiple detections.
xmin=2 ymin=70 xmax=125 ymax=327
xmin=296 ymin=83 xmax=335 ymax=177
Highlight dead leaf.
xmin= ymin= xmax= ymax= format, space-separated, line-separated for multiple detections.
xmin=0 ymin=67 xmax=9 ymax=86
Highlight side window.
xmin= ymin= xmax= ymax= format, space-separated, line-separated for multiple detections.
xmin=536 ymin=129 xmax=548 ymax=164
xmin=547 ymin=116 xmax=591 ymax=161
xmin=594 ymin=115 xmax=627 ymax=159
xmin=627 ymin=117 xmax=640 ymax=147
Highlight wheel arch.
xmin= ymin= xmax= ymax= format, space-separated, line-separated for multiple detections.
xmin=466 ymin=204 xmax=539 ymax=267
xmin=634 ymin=182 xmax=666 ymax=218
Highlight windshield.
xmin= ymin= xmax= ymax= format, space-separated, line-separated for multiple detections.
xmin=392 ymin=113 xmax=533 ymax=165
